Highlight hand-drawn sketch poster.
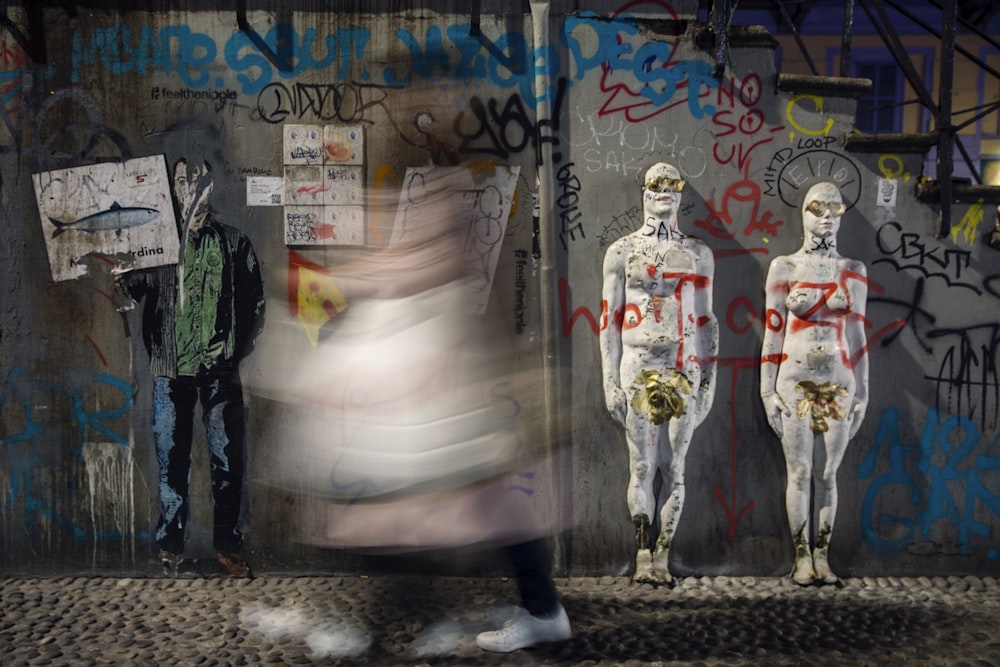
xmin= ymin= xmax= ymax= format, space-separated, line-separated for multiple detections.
xmin=391 ymin=165 xmax=519 ymax=314
xmin=32 ymin=155 xmax=179 ymax=281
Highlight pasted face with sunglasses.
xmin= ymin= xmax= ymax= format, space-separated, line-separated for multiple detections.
xmin=642 ymin=162 xmax=685 ymax=218
xmin=801 ymin=182 xmax=846 ymax=239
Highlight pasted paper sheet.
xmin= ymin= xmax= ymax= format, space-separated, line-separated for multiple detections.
xmin=33 ymin=155 xmax=179 ymax=281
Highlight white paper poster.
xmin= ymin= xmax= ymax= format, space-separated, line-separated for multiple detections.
xmin=281 ymin=125 xmax=366 ymax=246
xmin=247 ymin=177 xmax=284 ymax=206
xmin=392 ymin=165 xmax=520 ymax=313
xmin=32 ymin=155 xmax=179 ymax=281
xmin=877 ymin=177 xmax=898 ymax=210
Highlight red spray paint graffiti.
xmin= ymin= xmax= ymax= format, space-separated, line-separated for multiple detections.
xmin=695 ymin=164 xmax=785 ymax=249
xmin=566 ymin=261 xmax=907 ymax=543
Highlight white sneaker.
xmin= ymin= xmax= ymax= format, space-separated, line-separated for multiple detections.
xmin=476 ymin=604 xmax=571 ymax=653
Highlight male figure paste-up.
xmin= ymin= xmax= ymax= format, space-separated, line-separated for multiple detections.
xmin=600 ymin=163 xmax=719 ymax=584
xmin=121 ymin=158 xmax=265 ymax=576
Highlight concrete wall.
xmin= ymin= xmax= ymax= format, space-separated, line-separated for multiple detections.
xmin=1 ymin=2 xmax=998 ymax=577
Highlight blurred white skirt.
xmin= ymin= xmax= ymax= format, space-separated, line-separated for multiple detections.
xmin=262 ymin=281 xmax=529 ymax=502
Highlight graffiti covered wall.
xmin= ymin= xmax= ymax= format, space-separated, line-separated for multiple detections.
xmin=0 ymin=2 xmax=997 ymax=578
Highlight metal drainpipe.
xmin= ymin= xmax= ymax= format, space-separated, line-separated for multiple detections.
xmin=529 ymin=0 xmax=566 ymax=570
xmin=937 ymin=0 xmax=956 ymax=237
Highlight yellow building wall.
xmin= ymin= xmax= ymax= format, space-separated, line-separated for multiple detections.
xmin=773 ymin=34 xmax=999 ymax=139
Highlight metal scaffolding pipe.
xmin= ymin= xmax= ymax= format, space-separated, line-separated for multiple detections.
xmin=529 ymin=0 xmax=569 ymax=572
xmin=840 ymin=0 xmax=855 ymax=77
xmin=885 ymin=0 xmax=1000 ymax=83
xmin=712 ymin=0 xmax=730 ymax=78
xmin=775 ymin=0 xmax=818 ymax=76
xmin=0 ymin=2 xmax=46 ymax=64
xmin=928 ymin=0 xmax=1000 ymax=52
xmin=861 ymin=0 xmax=939 ymax=114
xmin=470 ymin=0 xmax=481 ymax=35
xmin=936 ymin=0 xmax=957 ymax=237
xmin=236 ymin=0 xmax=293 ymax=72
xmin=954 ymin=100 xmax=1000 ymax=133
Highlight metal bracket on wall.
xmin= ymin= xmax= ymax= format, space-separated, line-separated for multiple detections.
xmin=236 ymin=0 xmax=294 ymax=73
xmin=471 ymin=0 xmax=481 ymax=34
xmin=469 ymin=0 xmax=525 ymax=74
xmin=0 ymin=2 xmax=46 ymax=64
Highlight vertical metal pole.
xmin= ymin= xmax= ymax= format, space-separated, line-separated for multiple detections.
xmin=712 ymin=0 xmax=729 ymax=78
xmin=840 ymin=0 xmax=855 ymax=77
xmin=937 ymin=0 xmax=956 ymax=237
xmin=530 ymin=0 xmax=568 ymax=572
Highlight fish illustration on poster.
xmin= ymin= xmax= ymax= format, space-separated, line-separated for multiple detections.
xmin=32 ymin=155 xmax=180 ymax=281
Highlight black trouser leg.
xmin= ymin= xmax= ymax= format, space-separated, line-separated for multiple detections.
xmin=153 ymin=376 xmax=197 ymax=554
xmin=507 ymin=539 xmax=558 ymax=617
xmin=199 ymin=373 xmax=247 ymax=554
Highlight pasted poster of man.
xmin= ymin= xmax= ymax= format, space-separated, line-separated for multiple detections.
xmin=32 ymin=155 xmax=179 ymax=281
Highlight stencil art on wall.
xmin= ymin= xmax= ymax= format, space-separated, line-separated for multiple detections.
xmin=32 ymin=155 xmax=180 ymax=281
xmin=281 ymin=124 xmax=365 ymax=246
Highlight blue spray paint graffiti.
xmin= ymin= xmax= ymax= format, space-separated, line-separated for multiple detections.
xmin=71 ymin=15 xmax=718 ymax=114
xmin=859 ymin=406 xmax=1000 ymax=559
xmin=0 ymin=365 xmax=136 ymax=543
xmin=225 ymin=25 xmax=371 ymax=94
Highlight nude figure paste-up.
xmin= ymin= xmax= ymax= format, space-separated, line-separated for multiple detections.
xmin=760 ymin=181 xmax=869 ymax=586
xmin=600 ymin=163 xmax=719 ymax=585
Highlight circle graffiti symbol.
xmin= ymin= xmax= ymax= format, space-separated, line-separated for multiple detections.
xmin=776 ymin=150 xmax=861 ymax=211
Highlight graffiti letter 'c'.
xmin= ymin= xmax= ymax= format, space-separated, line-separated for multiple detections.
xmin=785 ymin=94 xmax=834 ymax=136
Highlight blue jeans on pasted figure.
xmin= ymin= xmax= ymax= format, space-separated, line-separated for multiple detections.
xmin=152 ymin=373 xmax=246 ymax=556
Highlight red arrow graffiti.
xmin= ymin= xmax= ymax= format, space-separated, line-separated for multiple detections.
xmin=713 ymin=356 xmax=758 ymax=543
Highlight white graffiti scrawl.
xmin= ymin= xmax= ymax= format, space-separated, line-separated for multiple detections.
xmin=391 ymin=165 xmax=519 ymax=315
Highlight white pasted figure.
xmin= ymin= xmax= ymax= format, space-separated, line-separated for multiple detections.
xmin=759 ymin=181 xmax=869 ymax=585
xmin=600 ymin=163 xmax=719 ymax=585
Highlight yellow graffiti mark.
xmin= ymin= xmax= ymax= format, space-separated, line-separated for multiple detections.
xmin=878 ymin=154 xmax=911 ymax=182
xmin=951 ymin=199 xmax=985 ymax=246
xmin=878 ymin=154 xmax=904 ymax=179
xmin=467 ymin=158 xmax=520 ymax=219
xmin=786 ymin=94 xmax=834 ymax=139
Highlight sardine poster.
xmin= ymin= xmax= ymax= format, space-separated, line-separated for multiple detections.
xmin=32 ymin=155 xmax=180 ymax=281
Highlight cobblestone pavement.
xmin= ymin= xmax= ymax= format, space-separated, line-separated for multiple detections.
xmin=2 ymin=574 xmax=1000 ymax=666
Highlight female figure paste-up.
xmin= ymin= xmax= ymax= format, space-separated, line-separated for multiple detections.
xmin=760 ymin=181 xmax=869 ymax=585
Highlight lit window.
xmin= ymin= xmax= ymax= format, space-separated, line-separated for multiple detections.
xmin=982 ymin=158 xmax=1000 ymax=187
